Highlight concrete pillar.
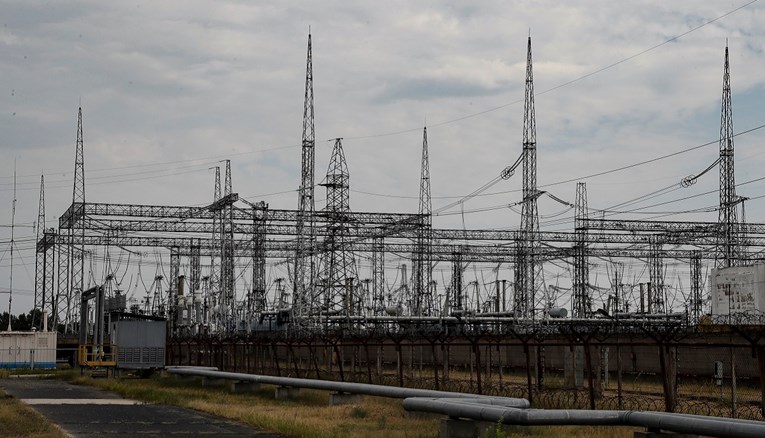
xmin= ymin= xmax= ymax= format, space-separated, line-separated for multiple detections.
xmin=274 ymin=386 xmax=303 ymax=399
xmin=564 ymin=345 xmax=584 ymax=389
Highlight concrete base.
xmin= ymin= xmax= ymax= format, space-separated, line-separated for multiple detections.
xmin=202 ymin=377 xmax=226 ymax=387
xmin=329 ymin=392 xmax=362 ymax=406
xmin=634 ymin=431 xmax=698 ymax=438
xmin=229 ymin=381 xmax=261 ymax=393
xmin=274 ymin=386 xmax=303 ymax=399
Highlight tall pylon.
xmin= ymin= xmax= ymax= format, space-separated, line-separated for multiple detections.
xmin=210 ymin=166 xmax=221 ymax=321
xmin=62 ymin=107 xmax=86 ymax=332
xmin=412 ymin=127 xmax=433 ymax=316
xmin=33 ymin=175 xmax=47 ymax=329
xmin=251 ymin=201 xmax=268 ymax=314
xmin=221 ymin=160 xmax=235 ymax=322
xmin=294 ymin=32 xmax=316 ymax=321
xmin=716 ymin=44 xmax=740 ymax=269
xmin=317 ymin=138 xmax=358 ymax=318
xmin=573 ymin=182 xmax=590 ymax=318
xmin=518 ymin=36 xmax=540 ymax=319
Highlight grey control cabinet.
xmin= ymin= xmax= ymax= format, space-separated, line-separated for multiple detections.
xmin=111 ymin=316 xmax=166 ymax=370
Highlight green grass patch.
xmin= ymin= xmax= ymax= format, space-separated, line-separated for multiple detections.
xmin=62 ymin=372 xmax=641 ymax=438
xmin=0 ymin=388 xmax=66 ymax=438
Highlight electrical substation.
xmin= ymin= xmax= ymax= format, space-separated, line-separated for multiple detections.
xmin=28 ymin=35 xmax=765 ymax=419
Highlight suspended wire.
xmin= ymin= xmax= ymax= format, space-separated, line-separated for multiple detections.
xmin=352 ymin=122 xmax=765 ymax=205
xmin=343 ymin=0 xmax=759 ymax=141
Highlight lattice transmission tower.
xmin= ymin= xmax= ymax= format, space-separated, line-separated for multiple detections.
xmin=516 ymin=36 xmax=540 ymax=319
xmin=56 ymin=108 xmax=86 ymax=332
xmin=33 ymin=176 xmax=47 ymax=329
xmin=221 ymin=160 xmax=235 ymax=320
xmin=317 ymin=138 xmax=358 ymax=317
xmin=294 ymin=32 xmax=316 ymax=320
xmin=412 ymin=127 xmax=433 ymax=316
xmin=573 ymin=182 xmax=590 ymax=318
xmin=716 ymin=44 xmax=740 ymax=269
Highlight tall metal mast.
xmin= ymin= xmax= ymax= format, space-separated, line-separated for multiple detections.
xmin=573 ymin=182 xmax=590 ymax=318
xmin=413 ymin=127 xmax=433 ymax=316
xmin=294 ymin=32 xmax=316 ymax=320
xmin=221 ymin=160 xmax=235 ymax=321
xmin=210 ymin=166 xmax=221 ymax=323
xmin=519 ymin=36 xmax=540 ymax=318
xmin=67 ymin=107 xmax=86 ymax=331
xmin=33 ymin=175 xmax=46 ymax=329
xmin=716 ymin=44 xmax=740 ymax=269
xmin=317 ymin=138 xmax=357 ymax=317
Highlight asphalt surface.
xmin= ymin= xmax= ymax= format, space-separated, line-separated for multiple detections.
xmin=0 ymin=377 xmax=283 ymax=437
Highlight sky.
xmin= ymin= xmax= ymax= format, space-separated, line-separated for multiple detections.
xmin=1 ymin=0 xmax=764 ymax=315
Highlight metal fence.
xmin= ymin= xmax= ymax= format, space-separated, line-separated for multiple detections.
xmin=167 ymin=328 xmax=765 ymax=420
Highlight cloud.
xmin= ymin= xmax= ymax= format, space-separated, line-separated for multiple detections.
xmin=1 ymin=0 xmax=764 ymax=313
xmin=375 ymin=76 xmax=505 ymax=103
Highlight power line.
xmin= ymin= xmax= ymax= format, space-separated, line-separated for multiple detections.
xmin=350 ymin=122 xmax=765 ymax=203
xmin=343 ymin=0 xmax=759 ymax=141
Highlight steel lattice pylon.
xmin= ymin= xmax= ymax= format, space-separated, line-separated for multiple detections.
xmin=573 ymin=182 xmax=590 ymax=318
xmin=412 ymin=127 xmax=433 ymax=316
xmin=209 ymin=166 xmax=222 ymax=325
xmin=33 ymin=175 xmax=47 ymax=329
xmin=251 ymin=201 xmax=268 ymax=313
xmin=56 ymin=108 xmax=86 ymax=332
xmin=649 ymin=236 xmax=665 ymax=314
xmin=716 ymin=45 xmax=740 ymax=269
xmin=221 ymin=160 xmax=235 ymax=321
xmin=518 ymin=36 xmax=540 ymax=319
xmin=294 ymin=32 xmax=316 ymax=320
xmin=316 ymin=138 xmax=358 ymax=318
xmin=372 ymin=236 xmax=385 ymax=315
xmin=690 ymin=251 xmax=702 ymax=324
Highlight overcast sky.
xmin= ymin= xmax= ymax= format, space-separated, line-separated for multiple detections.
xmin=1 ymin=1 xmax=764 ymax=313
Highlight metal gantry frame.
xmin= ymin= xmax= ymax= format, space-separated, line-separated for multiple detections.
xmin=36 ymin=41 xmax=763 ymax=337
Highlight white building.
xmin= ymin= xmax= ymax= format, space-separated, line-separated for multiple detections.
xmin=711 ymin=264 xmax=765 ymax=316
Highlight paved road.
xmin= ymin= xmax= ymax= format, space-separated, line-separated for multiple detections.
xmin=0 ymin=378 xmax=282 ymax=437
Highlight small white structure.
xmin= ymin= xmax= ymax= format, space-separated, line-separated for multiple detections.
xmin=0 ymin=331 xmax=57 ymax=369
xmin=711 ymin=264 xmax=765 ymax=316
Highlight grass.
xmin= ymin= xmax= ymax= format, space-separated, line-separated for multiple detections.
xmin=62 ymin=372 xmax=640 ymax=438
xmin=0 ymin=387 xmax=67 ymax=438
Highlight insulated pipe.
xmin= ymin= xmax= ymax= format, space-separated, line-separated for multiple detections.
xmin=402 ymin=398 xmax=765 ymax=438
xmin=166 ymin=368 xmax=530 ymax=407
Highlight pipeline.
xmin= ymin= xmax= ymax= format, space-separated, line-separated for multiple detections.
xmin=402 ymin=397 xmax=765 ymax=438
xmin=165 ymin=367 xmax=530 ymax=407
xmin=167 ymin=367 xmax=765 ymax=437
